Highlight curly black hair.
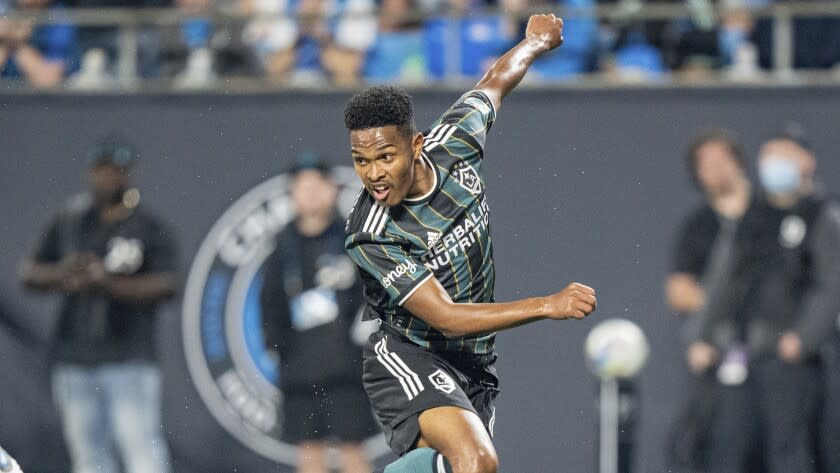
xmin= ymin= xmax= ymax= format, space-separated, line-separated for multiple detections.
xmin=344 ymin=86 xmax=417 ymax=137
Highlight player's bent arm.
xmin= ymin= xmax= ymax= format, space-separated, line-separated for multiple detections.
xmin=404 ymin=277 xmax=596 ymax=338
xmin=475 ymin=14 xmax=564 ymax=111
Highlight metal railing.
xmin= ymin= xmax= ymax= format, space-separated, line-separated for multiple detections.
xmin=3 ymin=0 xmax=840 ymax=92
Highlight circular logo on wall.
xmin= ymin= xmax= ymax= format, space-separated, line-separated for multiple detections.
xmin=182 ymin=168 xmax=387 ymax=465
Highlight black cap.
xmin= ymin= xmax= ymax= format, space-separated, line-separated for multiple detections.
xmin=288 ymin=151 xmax=331 ymax=177
xmin=87 ymin=135 xmax=137 ymax=168
xmin=767 ymin=122 xmax=811 ymax=151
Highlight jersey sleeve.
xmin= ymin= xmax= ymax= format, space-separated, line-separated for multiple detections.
xmin=345 ymin=232 xmax=433 ymax=306
xmin=425 ymin=90 xmax=497 ymax=159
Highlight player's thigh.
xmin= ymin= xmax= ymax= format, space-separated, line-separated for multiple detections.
xmin=416 ymin=406 xmax=498 ymax=473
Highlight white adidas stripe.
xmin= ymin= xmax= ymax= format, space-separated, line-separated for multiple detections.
xmin=374 ymin=339 xmax=414 ymax=399
xmin=373 ymin=209 xmax=389 ymax=235
xmin=362 ymin=203 xmax=381 ymax=232
xmin=424 ymin=124 xmax=457 ymax=152
xmin=375 ymin=337 xmax=424 ymax=399
xmin=424 ymin=124 xmax=452 ymax=151
xmin=436 ymin=453 xmax=446 ymax=473
xmin=425 ymin=124 xmax=447 ymax=143
xmin=363 ymin=204 xmax=386 ymax=233
xmin=423 ymin=125 xmax=451 ymax=151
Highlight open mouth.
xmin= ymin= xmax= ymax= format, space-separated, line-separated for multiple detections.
xmin=370 ymin=183 xmax=391 ymax=202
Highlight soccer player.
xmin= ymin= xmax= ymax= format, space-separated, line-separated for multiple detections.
xmin=343 ymin=14 xmax=596 ymax=473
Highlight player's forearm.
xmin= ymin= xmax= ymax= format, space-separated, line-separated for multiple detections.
xmin=435 ymin=298 xmax=551 ymax=338
xmin=474 ymin=38 xmax=546 ymax=110
xmin=404 ymin=280 xmax=549 ymax=337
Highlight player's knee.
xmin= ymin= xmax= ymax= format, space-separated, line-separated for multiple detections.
xmin=448 ymin=444 xmax=498 ymax=473
xmin=475 ymin=449 xmax=499 ymax=473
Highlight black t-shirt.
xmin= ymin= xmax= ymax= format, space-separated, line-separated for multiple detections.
xmin=671 ymin=203 xmax=721 ymax=277
xmin=32 ymin=196 xmax=176 ymax=364
xmin=260 ymin=218 xmax=366 ymax=391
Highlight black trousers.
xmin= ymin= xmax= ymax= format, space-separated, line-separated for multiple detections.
xmin=819 ymin=340 xmax=840 ymax=473
xmin=706 ymin=358 xmax=821 ymax=473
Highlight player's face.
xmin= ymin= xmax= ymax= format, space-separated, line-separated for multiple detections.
xmin=695 ymin=141 xmax=743 ymax=195
xmin=350 ymin=125 xmax=423 ymax=207
xmin=291 ymin=170 xmax=337 ymax=219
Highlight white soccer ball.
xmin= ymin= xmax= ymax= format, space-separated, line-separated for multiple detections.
xmin=584 ymin=318 xmax=650 ymax=379
xmin=0 ymin=446 xmax=23 ymax=473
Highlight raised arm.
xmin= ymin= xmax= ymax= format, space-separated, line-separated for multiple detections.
xmin=404 ymin=277 xmax=596 ymax=338
xmin=475 ymin=14 xmax=565 ymax=111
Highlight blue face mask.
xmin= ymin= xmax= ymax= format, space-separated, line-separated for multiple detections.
xmin=759 ymin=157 xmax=800 ymax=194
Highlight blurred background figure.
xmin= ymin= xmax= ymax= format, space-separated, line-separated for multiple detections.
xmin=18 ymin=136 xmax=177 ymax=473
xmin=423 ymin=0 xmax=510 ymax=82
xmin=361 ymin=0 xmax=425 ymax=82
xmin=0 ymin=0 xmax=77 ymax=88
xmin=260 ymin=154 xmax=377 ymax=473
xmin=157 ymin=0 xmax=260 ymax=88
xmin=688 ymin=125 xmax=840 ymax=473
xmin=664 ymin=128 xmax=751 ymax=472
xmin=240 ymin=0 xmax=376 ymax=85
xmin=64 ymin=0 xmax=171 ymax=88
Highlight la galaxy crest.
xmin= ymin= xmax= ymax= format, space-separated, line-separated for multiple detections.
xmin=182 ymin=167 xmax=387 ymax=464
xmin=453 ymin=160 xmax=482 ymax=195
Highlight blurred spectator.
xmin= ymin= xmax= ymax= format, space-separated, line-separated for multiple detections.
xmin=664 ymin=128 xmax=752 ymax=471
xmin=666 ymin=129 xmax=751 ymax=316
xmin=0 ymin=0 xmax=77 ymax=88
xmin=689 ymin=125 xmax=840 ymax=473
xmin=602 ymin=27 xmax=666 ymax=81
xmin=157 ymin=0 xmax=259 ymax=88
xmin=260 ymin=154 xmax=376 ymax=473
xmin=424 ymin=0 xmax=511 ymax=80
xmin=363 ymin=0 xmax=426 ymax=82
xmin=64 ymin=0 xmax=171 ymax=86
xmin=19 ymin=136 xmax=176 ymax=473
xmin=241 ymin=0 xmax=375 ymax=85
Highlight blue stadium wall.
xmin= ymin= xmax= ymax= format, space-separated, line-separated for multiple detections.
xmin=1 ymin=87 xmax=840 ymax=473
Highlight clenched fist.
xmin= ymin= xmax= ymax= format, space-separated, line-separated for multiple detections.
xmin=544 ymin=282 xmax=596 ymax=320
xmin=525 ymin=14 xmax=564 ymax=54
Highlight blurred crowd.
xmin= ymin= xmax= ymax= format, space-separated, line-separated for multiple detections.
xmin=2 ymin=0 xmax=840 ymax=89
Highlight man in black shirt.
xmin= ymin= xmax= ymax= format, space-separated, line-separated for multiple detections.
xmin=20 ymin=137 xmax=176 ymax=473
xmin=692 ymin=126 xmax=840 ymax=473
xmin=260 ymin=155 xmax=376 ymax=473
xmin=665 ymin=129 xmax=752 ymax=470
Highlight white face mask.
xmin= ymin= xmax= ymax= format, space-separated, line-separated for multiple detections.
xmin=759 ymin=156 xmax=800 ymax=194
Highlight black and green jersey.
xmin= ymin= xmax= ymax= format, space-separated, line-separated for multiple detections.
xmin=345 ymin=90 xmax=497 ymax=354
